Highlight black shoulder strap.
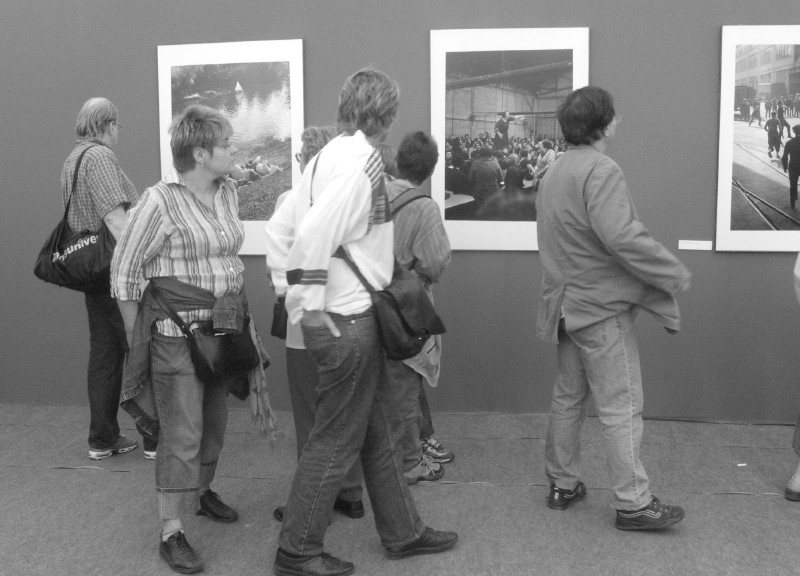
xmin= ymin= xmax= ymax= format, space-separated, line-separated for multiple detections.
xmin=390 ymin=187 xmax=430 ymax=216
xmin=148 ymin=284 xmax=193 ymax=338
xmin=63 ymin=144 xmax=97 ymax=221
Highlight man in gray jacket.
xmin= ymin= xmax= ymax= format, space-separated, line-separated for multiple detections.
xmin=536 ymin=86 xmax=691 ymax=530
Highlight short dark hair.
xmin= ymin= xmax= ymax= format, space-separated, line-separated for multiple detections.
xmin=170 ymin=105 xmax=233 ymax=174
xmin=504 ymin=166 xmax=524 ymax=190
xmin=395 ymin=131 xmax=438 ymax=185
xmin=557 ymin=86 xmax=616 ymax=146
xmin=794 ymin=124 xmax=800 ymax=135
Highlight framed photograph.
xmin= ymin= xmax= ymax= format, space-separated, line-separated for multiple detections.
xmin=430 ymin=28 xmax=589 ymax=251
xmin=716 ymin=27 xmax=800 ymax=251
xmin=157 ymin=39 xmax=304 ymax=254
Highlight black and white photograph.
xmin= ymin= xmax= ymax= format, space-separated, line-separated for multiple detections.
xmin=717 ymin=26 xmax=800 ymax=251
xmin=431 ymin=28 xmax=589 ymax=250
xmin=158 ymin=40 xmax=304 ymax=253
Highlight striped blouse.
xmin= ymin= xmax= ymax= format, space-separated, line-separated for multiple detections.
xmin=111 ymin=180 xmax=245 ymax=336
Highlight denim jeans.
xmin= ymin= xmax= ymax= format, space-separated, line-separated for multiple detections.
xmin=84 ymin=291 xmax=126 ymax=449
xmin=150 ymin=332 xmax=229 ymax=520
xmin=286 ymin=347 xmax=364 ymax=502
xmin=418 ymin=380 xmax=435 ymax=440
xmin=279 ymin=310 xmax=425 ymax=556
xmin=385 ymin=359 xmax=425 ymax=471
xmin=545 ymin=311 xmax=652 ymax=511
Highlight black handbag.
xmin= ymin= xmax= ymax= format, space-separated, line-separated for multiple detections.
xmin=33 ymin=145 xmax=117 ymax=293
xmin=336 ymin=246 xmax=446 ymax=361
xmin=270 ymin=295 xmax=288 ymax=340
xmin=150 ymin=286 xmax=261 ymax=385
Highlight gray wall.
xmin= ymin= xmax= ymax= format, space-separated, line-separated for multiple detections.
xmin=2 ymin=0 xmax=798 ymax=423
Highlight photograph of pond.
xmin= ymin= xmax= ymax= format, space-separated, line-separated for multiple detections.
xmin=158 ymin=40 xmax=304 ymax=254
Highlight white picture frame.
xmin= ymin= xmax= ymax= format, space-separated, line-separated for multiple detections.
xmin=157 ymin=39 xmax=304 ymax=254
xmin=430 ymin=28 xmax=589 ymax=251
xmin=716 ymin=26 xmax=800 ymax=251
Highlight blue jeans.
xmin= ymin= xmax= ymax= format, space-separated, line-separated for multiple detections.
xmin=545 ymin=311 xmax=652 ymax=511
xmin=286 ymin=347 xmax=364 ymax=502
xmin=385 ymin=359 xmax=424 ymax=471
xmin=279 ymin=310 xmax=425 ymax=556
xmin=84 ymin=291 xmax=126 ymax=449
xmin=150 ymin=332 xmax=229 ymax=520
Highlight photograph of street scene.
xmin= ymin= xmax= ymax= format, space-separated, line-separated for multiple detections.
xmin=730 ymin=44 xmax=800 ymax=233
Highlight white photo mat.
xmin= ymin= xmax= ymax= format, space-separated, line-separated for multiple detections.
xmin=157 ymin=39 xmax=304 ymax=254
xmin=716 ymin=26 xmax=800 ymax=251
xmin=430 ymin=28 xmax=589 ymax=251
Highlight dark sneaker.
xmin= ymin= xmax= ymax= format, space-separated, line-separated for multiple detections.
xmin=332 ymin=498 xmax=365 ymax=519
xmin=159 ymin=531 xmax=204 ymax=574
xmin=88 ymin=435 xmax=138 ymax=460
xmin=273 ymin=548 xmax=354 ymax=576
xmin=196 ymin=490 xmax=238 ymax=523
xmin=615 ymin=496 xmax=685 ymax=530
xmin=385 ymin=527 xmax=459 ymax=560
xmin=404 ymin=455 xmax=444 ymax=485
xmin=421 ymin=437 xmax=455 ymax=463
xmin=547 ymin=481 xmax=587 ymax=510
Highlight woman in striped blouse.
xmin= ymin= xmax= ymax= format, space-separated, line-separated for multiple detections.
xmin=111 ymin=105 xmax=248 ymax=575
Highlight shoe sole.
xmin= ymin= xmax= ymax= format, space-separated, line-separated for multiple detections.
xmin=144 ymin=451 xmax=156 ymax=460
xmin=785 ymin=488 xmax=800 ymax=501
xmin=88 ymin=444 xmax=138 ymax=460
xmin=615 ymin=515 xmax=684 ymax=530
xmin=159 ymin=546 xmax=204 ymax=574
xmin=386 ymin=534 xmax=459 ymax=560
xmin=406 ymin=470 xmax=445 ymax=486
xmin=274 ymin=564 xmax=354 ymax=576
xmin=195 ymin=508 xmax=238 ymax=523
xmin=425 ymin=454 xmax=455 ymax=464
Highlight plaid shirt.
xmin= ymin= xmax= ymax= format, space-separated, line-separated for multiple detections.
xmin=61 ymin=138 xmax=138 ymax=231
xmin=111 ymin=180 xmax=245 ymax=336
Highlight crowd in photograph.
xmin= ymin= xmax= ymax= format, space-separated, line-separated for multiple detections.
xmin=443 ymin=128 xmax=567 ymax=220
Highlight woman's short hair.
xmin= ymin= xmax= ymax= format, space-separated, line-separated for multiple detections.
xmin=75 ymin=97 xmax=118 ymax=138
xmin=395 ymin=131 xmax=438 ymax=185
xmin=169 ymin=105 xmax=233 ymax=174
xmin=557 ymin=86 xmax=616 ymax=146
xmin=337 ymin=68 xmax=400 ymax=138
xmin=301 ymin=125 xmax=337 ymax=164
xmin=376 ymin=144 xmax=397 ymax=177
xmin=504 ymin=166 xmax=524 ymax=190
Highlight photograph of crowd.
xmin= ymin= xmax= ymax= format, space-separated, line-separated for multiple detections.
xmin=431 ymin=29 xmax=589 ymax=250
xmin=717 ymin=26 xmax=800 ymax=251
xmin=158 ymin=40 xmax=304 ymax=253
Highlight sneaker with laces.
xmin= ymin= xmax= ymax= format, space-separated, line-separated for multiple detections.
xmin=615 ymin=496 xmax=685 ymax=530
xmin=420 ymin=437 xmax=455 ymax=463
xmin=547 ymin=481 xmax=587 ymax=510
xmin=159 ymin=531 xmax=204 ymax=574
xmin=404 ymin=455 xmax=444 ymax=485
xmin=88 ymin=435 xmax=138 ymax=460
xmin=385 ymin=527 xmax=459 ymax=560
xmin=196 ymin=490 xmax=238 ymax=523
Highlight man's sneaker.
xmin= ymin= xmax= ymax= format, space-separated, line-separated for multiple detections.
xmin=274 ymin=548 xmax=354 ymax=576
xmin=385 ymin=527 xmax=459 ymax=560
xmin=420 ymin=437 xmax=455 ymax=463
xmin=159 ymin=531 xmax=204 ymax=574
xmin=88 ymin=435 xmax=138 ymax=460
xmin=547 ymin=481 xmax=587 ymax=510
xmin=404 ymin=455 xmax=444 ymax=485
xmin=615 ymin=496 xmax=685 ymax=530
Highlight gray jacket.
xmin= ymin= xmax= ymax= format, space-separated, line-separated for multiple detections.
xmin=536 ymin=145 xmax=690 ymax=343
